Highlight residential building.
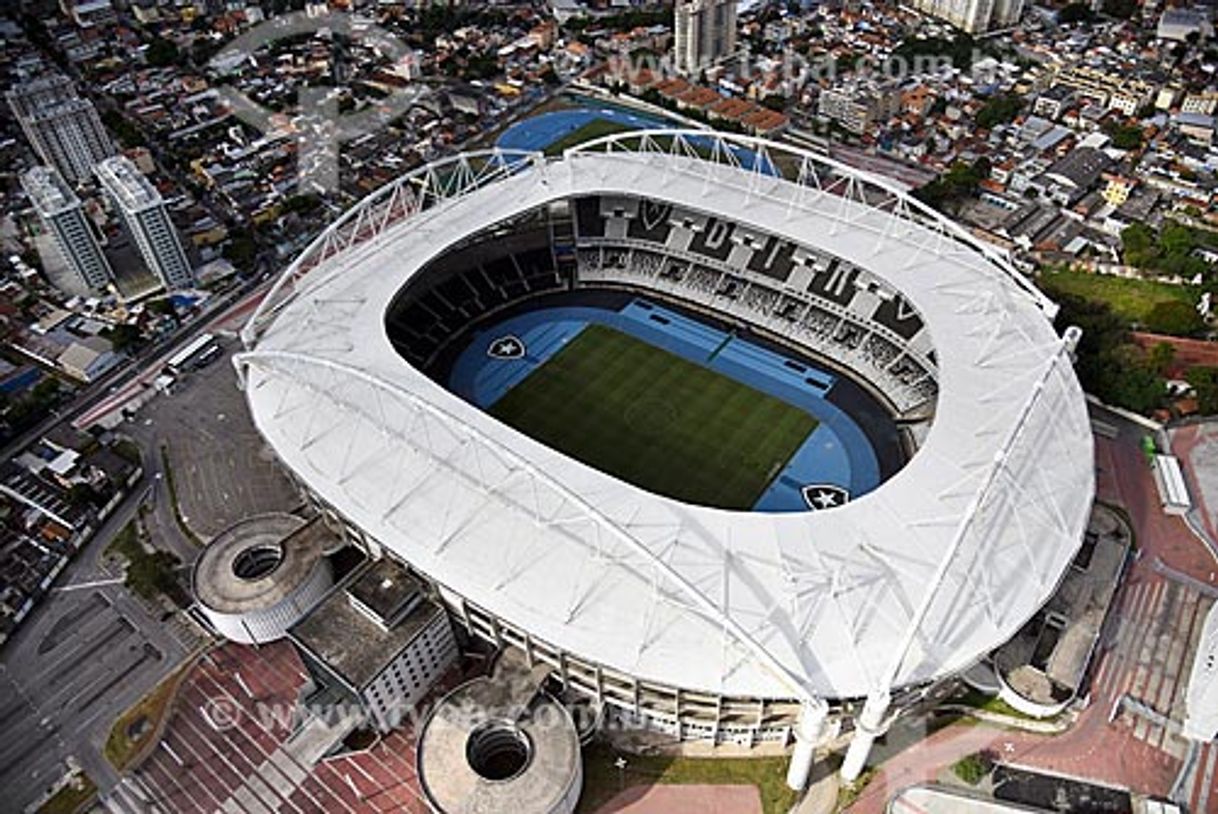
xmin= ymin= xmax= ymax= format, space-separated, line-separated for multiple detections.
xmin=57 ymin=337 xmax=121 ymax=383
xmin=818 ymin=82 xmax=901 ymax=135
xmin=1102 ymin=174 xmax=1138 ymax=207
xmin=20 ymin=166 xmax=112 ymax=294
xmin=59 ymin=0 xmax=117 ymax=28
xmin=1182 ymin=91 xmax=1218 ymax=117
xmin=95 ymin=156 xmax=195 ymax=291
xmin=1157 ymin=8 xmax=1214 ymax=42
xmin=1033 ymin=86 xmax=1075 ymax=121
xmin=6 ymin=75 xmax=115 ymax=184
xmin=1051 ymin=65 xmax=1155 ymax=117
xmin=908 ymin=0 xmax=1024 ymax=35
xmin=674 ymin=0 xmax=737 ymax=75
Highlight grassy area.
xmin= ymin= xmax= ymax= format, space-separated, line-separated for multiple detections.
xmin=1039 ymin=268 xmax=1196 ymax=326
xmin=543 ymin=117 xmax=636 ymax=156
xmin=490 ymin=325 xmax=816 ymax=509
xmin=104 ymin=520 xmax=142 ymax=562
xmin=954 ymin=688 xmax=1036 ymax=721
xmin=160 ymin=443 xmax=202 ymax=546
xmin=112 ymin=437 xmax=143 ymax=466
xmin=577 ymin=743 xmax=799 ymax=814
xmin=37 ymin=773 xmax=97 ymax=814
xmin=104 ymin=660 xmax=190 ymax=771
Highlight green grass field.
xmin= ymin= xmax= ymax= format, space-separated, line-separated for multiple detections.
xmin=1039 ymin=268 xmax=1197 ymax=324
xmin=490 ymin=325 xmax=815 ymax=509
xmin=542 ymin=118 xmax=635 ymax=156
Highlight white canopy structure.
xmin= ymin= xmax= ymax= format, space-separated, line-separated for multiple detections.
xmin=237 ymin=133 xmax=1094 ymax=761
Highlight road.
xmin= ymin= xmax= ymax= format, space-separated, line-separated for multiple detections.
xmin=0 ymin=281 xmax=280 ymax=811
xmin=0 ymin=482 xmax=201 ymax=811
xmin=843 ymin=406 xmax=1218 ymax=814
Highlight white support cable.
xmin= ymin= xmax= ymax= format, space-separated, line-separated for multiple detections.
xmin=241 ymin=148 xmax=540 ymax=347
xmin=237 ymin=348 xmax=825 ymax=710
xmin=563 ymin=129 xmax=1053 ymax=316
xmin=872 ymin=330 xmax=1081 ymax=695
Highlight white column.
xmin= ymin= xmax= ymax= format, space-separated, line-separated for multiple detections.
xmin=785 ymin=701 xmax=828 ymax=791
xmin=840 ymin=691 xmax=891 ymax=783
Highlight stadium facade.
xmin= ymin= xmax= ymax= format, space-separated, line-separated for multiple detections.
xmin=236 ymin=131 xmax=1095 ymax=787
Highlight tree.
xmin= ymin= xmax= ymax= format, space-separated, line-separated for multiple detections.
xmin=1043 ymin=289 xmax=1168 ymax=414
xmin=1101 ymin=0 xmax=1138 ymax=18
xmin=975 ymin=94 xmax=1023 ymax=129
xmin=1188 ymin=367 xmax=1218 ymax=415
xmin=1147 ymin=342 xmax=1176 ymax=376
xmin=952 ymin=752 xmax=993 ymax=785
xmin=1106 ymin=123 xmax=1144 ymax=151
xmin=1121 ymin=223 xmax=1155 ymax=258
xmin=913 ymin=158 xmax=991 ymax=213
xmin=1058 ymin=3 xmax=1095 ymax=23
xmin=67 ymin=483 xmax=99 ymax=509
xmin=223 ymin=228 xmax=258 ymax=272
xmin=104 ymin=323 xmax=142 ymax=353
xmin=1145 ymin=300 xmax=1203 ymax=336
xmin=145 ymin=38 xmax=180 ymax=69
xmin=125 ymin=550 xmax=182 ymax=602
xmin=1161 ymin=223 xmax=1197 ymax=257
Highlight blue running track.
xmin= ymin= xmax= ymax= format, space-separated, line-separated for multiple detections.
xmin=448 ymin=299 xmax=880 ymax=512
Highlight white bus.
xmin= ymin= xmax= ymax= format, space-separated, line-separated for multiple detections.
xmin=166 ymin=332 xmax=220 ymax=375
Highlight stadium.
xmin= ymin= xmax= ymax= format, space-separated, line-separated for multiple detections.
xmin=236 ymin=130 xmax=1095 ymax=786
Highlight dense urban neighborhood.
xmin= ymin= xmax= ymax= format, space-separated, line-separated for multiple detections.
xmin=1 ymin=0 xmax=1218 ymax=813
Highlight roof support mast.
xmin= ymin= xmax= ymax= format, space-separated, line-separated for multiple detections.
xmin=839 ymin=326 xmax=1084 ymax=784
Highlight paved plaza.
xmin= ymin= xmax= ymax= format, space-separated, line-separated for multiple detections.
xmin=118 ymin=640 xmax=445 ymax=814
xmin=843 ymin=410 xmax=1218 ymax=814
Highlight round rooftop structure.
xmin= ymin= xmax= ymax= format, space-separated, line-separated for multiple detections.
xmin=417 ymin=675 xmax=582 ymax=814
xmin=192 ymin=513 xmax=333 ymax=645
xmin=237 ymin=131 xmax=1094 ymax=740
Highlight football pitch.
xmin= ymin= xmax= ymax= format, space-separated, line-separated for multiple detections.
xmin=490 ymin=325 xmax=817 ymax=510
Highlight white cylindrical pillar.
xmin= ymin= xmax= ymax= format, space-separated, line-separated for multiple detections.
xmin=785 ymin=701 xmax=828 ymax=791
xmin=840 ymin=691 xmax=891 ymax=783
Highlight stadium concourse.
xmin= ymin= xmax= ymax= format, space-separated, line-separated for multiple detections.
xmin=237 ymin=131 xmax=1094 ymax=790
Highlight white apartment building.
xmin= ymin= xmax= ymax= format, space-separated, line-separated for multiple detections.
xmin=1051 ymin=65 xmax=1156 ymax=117
xmin=818 ymin=83 xmax=902 ymax=135
xmin=7 ymin=75 xmax=115 ymax=183
xmin=95 ymin=156 xmax=194 ymax=291
xmin=910 ymin=0 xmax=1024 ymax=35
xmin=20 ymin=166 xmax=112 ymax=293
xmin=674 ymin=0 xmax=737 ymax=76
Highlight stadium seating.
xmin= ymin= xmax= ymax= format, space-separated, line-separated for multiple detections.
xmin=571 ymin=194 xmax=938 ymax=415
xmin=388 ymin=196 xmax=938 ymax=413
xmin=386 ymin=223 xmax=569 ymax=367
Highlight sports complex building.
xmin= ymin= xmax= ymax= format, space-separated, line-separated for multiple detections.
xmin=236 ymin=130 xmax=1095 ymax=787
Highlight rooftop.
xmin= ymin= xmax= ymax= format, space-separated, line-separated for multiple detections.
xmin=95 ymin=155 xmax=163 ymax=212
xmin=291 ymin=559 xmax=443 ymax=690
xmin=192 ymin=513 xmax=324 ymax=614
xmin=20 ymin=167 xmax=80 ymax=217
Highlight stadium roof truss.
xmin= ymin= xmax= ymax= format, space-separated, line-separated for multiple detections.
xmin=237 ymin=131 xmax=1095 ymax=707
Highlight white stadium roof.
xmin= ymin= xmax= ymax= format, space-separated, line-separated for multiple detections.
xmin=238 ymin=131 xmax=1094 ymax=704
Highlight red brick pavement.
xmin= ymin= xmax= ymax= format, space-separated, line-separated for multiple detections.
xmin=129 ymin=641 xmax=432 ymax=813
xmin=595 ymin=784 xmax=763 ymax=814
xmin=844 ymin=432 xmax=1218 ymax=814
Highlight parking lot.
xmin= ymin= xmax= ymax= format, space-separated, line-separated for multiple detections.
xmin=125 ymin=337 xmax=300 ymax=542
xmin=0 ymin=573 xmax=191 ymax=811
